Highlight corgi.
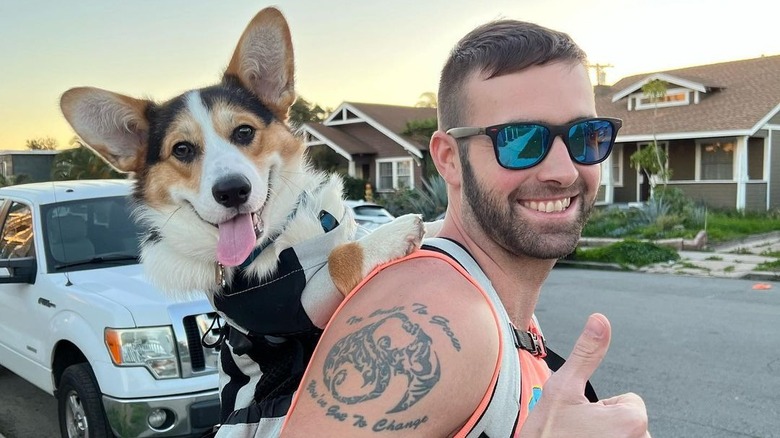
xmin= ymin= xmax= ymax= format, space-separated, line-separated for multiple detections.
xmin=60 ymin=6 xmax=427 ymax=425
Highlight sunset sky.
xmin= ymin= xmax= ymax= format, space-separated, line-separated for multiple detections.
xmin=1 ymin=0 xmax=777 ymax=150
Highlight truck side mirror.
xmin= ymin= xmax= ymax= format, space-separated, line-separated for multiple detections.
xmin=0 ymin=257 xmax=37 ymax=284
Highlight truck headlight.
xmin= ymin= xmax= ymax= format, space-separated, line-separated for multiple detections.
xmin=105 ymin=326 xmax=180 ymax=379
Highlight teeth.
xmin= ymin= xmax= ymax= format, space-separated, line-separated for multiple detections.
xmin=522 ymin=198 xmax=571 ymax=213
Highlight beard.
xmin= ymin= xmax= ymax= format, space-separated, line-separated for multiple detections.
xmin=461 ymin=157 xmax=594 ymax=259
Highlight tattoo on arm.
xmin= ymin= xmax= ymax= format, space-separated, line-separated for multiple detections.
xmin=306 ymin=303 xmax=462 ymax=431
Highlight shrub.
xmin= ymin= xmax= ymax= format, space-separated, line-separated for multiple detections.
xmin=408 ymin=175 xmax=448 ymax=220
xmin=341 ymin=175 xmax=368 ymax=200
xmin=375 ymin=189 xmax=421 ymax=217
xmin=574 ymin=240 xmax=680 ymax=268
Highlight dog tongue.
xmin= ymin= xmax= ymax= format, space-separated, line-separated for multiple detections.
xmin=216 ymin=213 xmax=256 ymax=267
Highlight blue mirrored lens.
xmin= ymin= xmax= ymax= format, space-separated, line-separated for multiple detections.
xmin=496 ymin=125 xmax=547 ymax=169
xmin=568 ymin=120 xmax=613 ymax=164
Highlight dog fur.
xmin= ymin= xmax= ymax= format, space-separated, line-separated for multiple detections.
xmin=60 ymin=3 xmax=427 ymax=375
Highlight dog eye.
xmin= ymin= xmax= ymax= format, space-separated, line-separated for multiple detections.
xmin=172 ymin=142 xmax=196 ymax=162
xmin=231 ymin=125 xmax=255 ymax=145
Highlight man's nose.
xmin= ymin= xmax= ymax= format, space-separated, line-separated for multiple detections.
xmin=535 ymin=136 xmax=578 ymax=186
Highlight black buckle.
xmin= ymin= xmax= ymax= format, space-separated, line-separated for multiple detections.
xmin=512 ymin=325 xmax=546 ymax=356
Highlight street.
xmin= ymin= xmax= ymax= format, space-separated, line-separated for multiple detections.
xmin=1 ymin=268 xmax=779 ymax=437
xmin=539 ymin=268 xmax=780 ymax=438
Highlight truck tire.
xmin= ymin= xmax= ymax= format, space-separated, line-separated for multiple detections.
xmin=57 ymin=363 xmax=115 ymax=438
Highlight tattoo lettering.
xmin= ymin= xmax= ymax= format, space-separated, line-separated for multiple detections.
xmin=430 ymin=315 xmax=462 ymax=352
xmin=373 ymin=416 xmax=429 ymax=432
xmin=346 ymin=316 xmax=363 ymax=325
xmin=369 ymin=305 xmax=404 ymax=318
xmin=412 ymin=303 xmax=428 ymax=315
xmin=326 ymin=405 xmax=348 ymax=422
xmin=323 ymin=312 xmax=441 ymax=413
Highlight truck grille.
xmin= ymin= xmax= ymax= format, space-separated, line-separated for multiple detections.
xmin=171 ymin=308 xmax=221 ymax=378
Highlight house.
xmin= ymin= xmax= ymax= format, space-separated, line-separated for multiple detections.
xmin=0 ymin=150 xmax=60 ymax=184
xmin=596 ymin=55 xmax=780 ymax=211
xmin=301 ymin=102 xmax=437 ymax=193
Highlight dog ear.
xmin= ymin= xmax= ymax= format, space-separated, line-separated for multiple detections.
xmin=225 ymin=7 xmax=296 ymax=121
xmin=60 ymin=87 xmax=150 ymax=173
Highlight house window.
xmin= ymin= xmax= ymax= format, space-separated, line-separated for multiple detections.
xmin=601 ymin=144 xmax=623 ymax=186
xmin=698 ymin=140 xmax=734 ymax=180
xmin=376 ymin=158 xmax=414 ymax=191
xmin=632 ymin=87 xmax=690 ymax=110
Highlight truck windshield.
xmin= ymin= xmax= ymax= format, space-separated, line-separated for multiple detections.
xmin=42 ymin=196 xmax=143 ymax=273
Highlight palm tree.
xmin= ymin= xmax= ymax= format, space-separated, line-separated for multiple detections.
xmin=0 ymin=173 xmax=30 ymax=187
xmin=415 ymin=92 xmax=437 ymax=108
xmin=51 ymin=138 xmax=123 ymax=181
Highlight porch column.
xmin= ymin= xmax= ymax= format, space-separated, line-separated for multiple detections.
xmin=735 ymin=136 xmax=749 ymax=210
xmin=602 ymin=154 xmax=614 ymax=204
xmin=768 ymin=129 xmax=774 ymax=210
xmin=348 ymin=160 xmax=356 ymax=178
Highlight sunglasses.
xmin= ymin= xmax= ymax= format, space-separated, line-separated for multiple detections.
xmin=446 ymin=117 xmax=622 ymax=170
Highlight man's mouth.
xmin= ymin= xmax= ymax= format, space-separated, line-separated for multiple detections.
xmin=521 ymin=197 xmax=572 ymax=213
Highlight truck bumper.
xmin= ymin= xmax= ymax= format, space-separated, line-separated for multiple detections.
xmin=102 ymin=388 xmax=219 ymax=437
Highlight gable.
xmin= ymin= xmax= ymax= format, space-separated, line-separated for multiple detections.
xmin=596 ymin=55 xmax=780 ymax=139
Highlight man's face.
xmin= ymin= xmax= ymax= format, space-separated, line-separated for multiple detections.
xmin=459 ymin=61 xmax=601 ymax=259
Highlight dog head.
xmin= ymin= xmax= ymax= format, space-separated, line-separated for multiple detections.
xmin=61 ymin=8 xmax=306 ymax=273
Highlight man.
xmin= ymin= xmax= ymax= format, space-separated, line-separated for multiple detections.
xmin=282 ymin=19 xmax=650 ymax=437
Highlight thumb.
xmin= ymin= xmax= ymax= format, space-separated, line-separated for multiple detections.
xmin=556 ymin=313 xmax=611 ymax=389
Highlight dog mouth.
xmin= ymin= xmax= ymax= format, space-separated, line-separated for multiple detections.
xmin=215 ymin=211 xmax=263 ymax=267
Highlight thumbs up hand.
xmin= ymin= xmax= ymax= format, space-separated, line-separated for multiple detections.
xmin=520 ymin=314 xmax=650 ymax=438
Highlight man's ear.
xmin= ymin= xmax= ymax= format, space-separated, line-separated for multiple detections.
xmin=430 ymin=130 xmax=462 ymax=188
xmin=60 ymin=87 xmax=150 ymax=173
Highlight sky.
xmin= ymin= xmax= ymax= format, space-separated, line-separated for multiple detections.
xmin=1 ymin=0 xmax=777 ymax=150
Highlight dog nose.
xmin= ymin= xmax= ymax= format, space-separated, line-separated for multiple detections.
xmin=212 ymin=175 xmax=251 ymax=208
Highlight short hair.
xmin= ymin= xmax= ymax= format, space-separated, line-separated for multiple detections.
xmin=437 ymin=20 xmax=587 ymax=131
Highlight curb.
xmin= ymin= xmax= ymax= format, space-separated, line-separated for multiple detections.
xmin=554 ymin=259 xmax=628 ymax=272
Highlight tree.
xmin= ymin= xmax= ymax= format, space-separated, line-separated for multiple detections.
xmin=0 ymin=173 xmax=30 ymax=187
xmin=415 ymin=92 xmax=437 ymax=108
xmin=51 ymin=138 xmax=123 ymax=181
xmin=402 ymin=118 xmax=439 ymax=181
xmin=25 ymin=137 xmax=59 ymax=150
xmin=629 ymin=141 xmax=670 ymax=197
xmin=631 ymin=79 xmax=670 ymax=198
xmin=288 ymin=96 xmax=327 ymax=130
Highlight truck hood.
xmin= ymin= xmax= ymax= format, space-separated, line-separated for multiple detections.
xmin=66 ymin=264 xmax=212 ymax=326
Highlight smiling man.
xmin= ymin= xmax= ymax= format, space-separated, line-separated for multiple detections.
xmin=283 ymin=19 xmax=650 ymax=438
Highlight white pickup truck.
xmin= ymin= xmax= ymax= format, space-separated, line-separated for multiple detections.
xmin=0 ymin=179 xmax=220 ymax=437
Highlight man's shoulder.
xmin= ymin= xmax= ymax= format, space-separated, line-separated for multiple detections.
xmin=283 ymin=250 xmax=501 ymax=436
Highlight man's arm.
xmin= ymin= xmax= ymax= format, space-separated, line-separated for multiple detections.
xmin=282 ymin=257 xmax=500 ymax=437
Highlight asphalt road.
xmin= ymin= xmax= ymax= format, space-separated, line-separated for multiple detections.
xmin=538 ymin=268 xmax=780 ymax=438
xmin=1 ymin=268 xmax=778 ymax=437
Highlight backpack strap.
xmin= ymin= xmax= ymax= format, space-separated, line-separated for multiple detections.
xmin=423 ymin=237 xmax=599 ymax=404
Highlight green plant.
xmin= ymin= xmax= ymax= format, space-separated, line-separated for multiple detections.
xmin=408 ymin=175 xmax=448 ymax=220
xmin=375 ymin=189 xmax=421 ymax=217
xmin=755 ymin=259 xmax=780 ymax=272
xmin=574 ymin=240 xmax=680 ymax=268
xmin=341 ymin=175 xmax=368 ymax=200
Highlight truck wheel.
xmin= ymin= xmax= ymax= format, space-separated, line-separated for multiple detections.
xmin=57 ymin=363 xmax=114 ymax=438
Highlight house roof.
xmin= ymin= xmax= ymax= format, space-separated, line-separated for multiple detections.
xmin=596 ymin=55 xmax=780 ymax=140
xmin=303 ymin=102 xmax=437 ymax=160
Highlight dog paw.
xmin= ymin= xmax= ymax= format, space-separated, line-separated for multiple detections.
xmin=361 ymin=213 xmax=424 ymax=260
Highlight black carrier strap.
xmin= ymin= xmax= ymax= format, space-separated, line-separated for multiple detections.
xmin=543 ymin=347 xmax=599 ymax=403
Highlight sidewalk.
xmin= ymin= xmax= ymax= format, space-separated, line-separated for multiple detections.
xmin=560 ymin=231 xmax=780 ymax=282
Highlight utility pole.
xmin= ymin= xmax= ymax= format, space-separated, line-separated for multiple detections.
xmin=588 ymin=63 xmax=613 ymax=86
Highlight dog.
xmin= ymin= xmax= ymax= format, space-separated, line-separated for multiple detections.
xmin=60 ymin=6 xmax=427 ymax=429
